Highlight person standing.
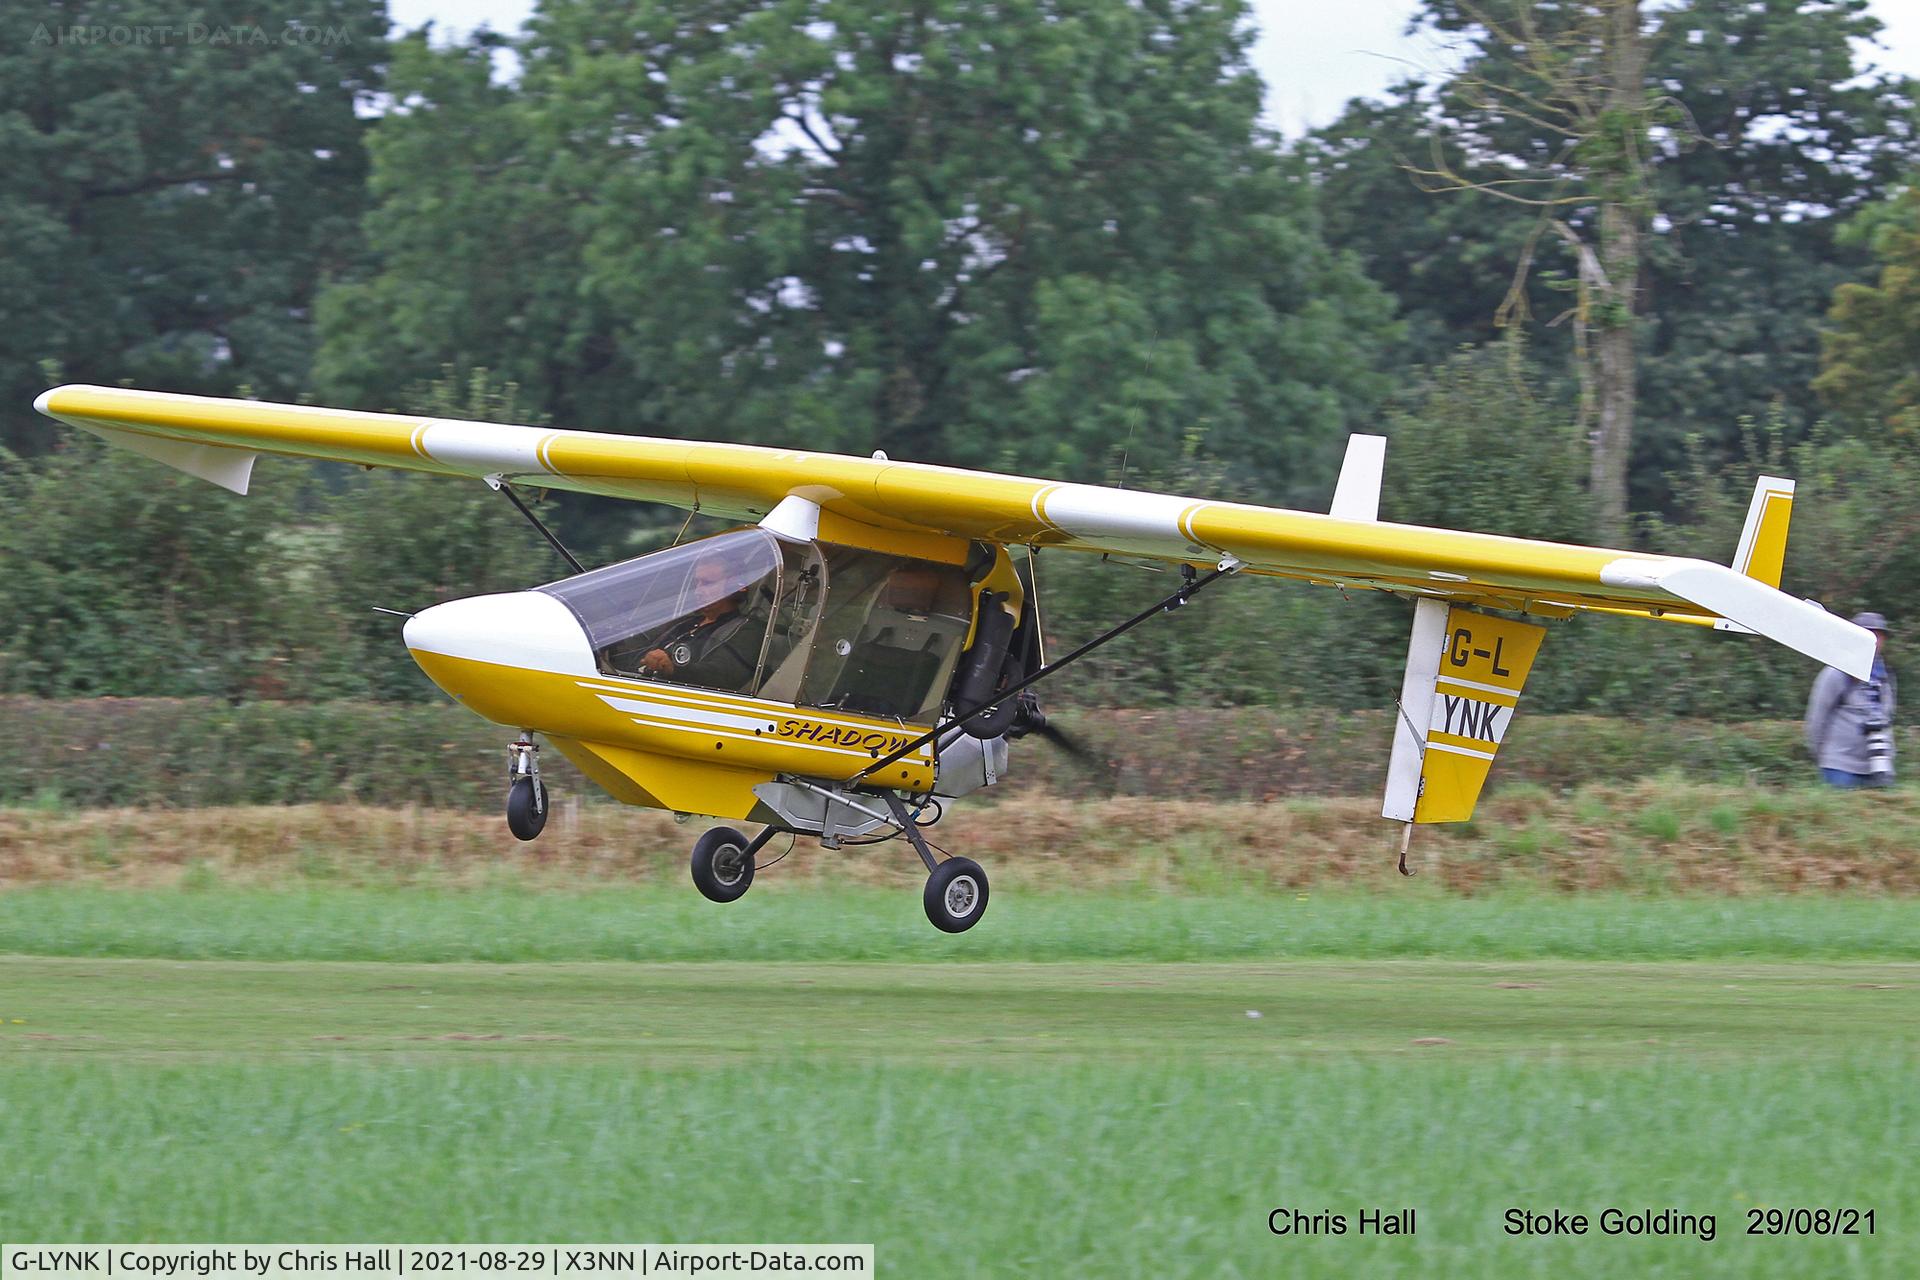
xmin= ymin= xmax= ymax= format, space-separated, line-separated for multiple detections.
xmin=1805 ymin=612 xmax=1897 ymax=787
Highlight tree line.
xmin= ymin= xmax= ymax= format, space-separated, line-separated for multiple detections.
xmin=3 ymin=0 xmax=1918 ymax=715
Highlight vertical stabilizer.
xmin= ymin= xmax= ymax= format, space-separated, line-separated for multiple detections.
xmin=1730 ymin=476 xmax=1794 ymax=588
xmin=1329 ymin=435 xmax=1386 ymax=521
xmin=1384 ymin=603 xmax=1548 ymax=825
xmin=1714 ymin=475 xmax=1794 ymax=634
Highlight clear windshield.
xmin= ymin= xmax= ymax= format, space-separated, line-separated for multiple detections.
xmin=539 ymin=530 xmax=780 ymax=694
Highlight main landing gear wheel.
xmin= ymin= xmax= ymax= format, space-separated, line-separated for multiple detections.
xmin=506 ymin=776 xmax=548 ymax=841
xmin=691 ymin=826 xmax=756 ymax=903
xmin=924 ymin=856 xmax=989 ymax=933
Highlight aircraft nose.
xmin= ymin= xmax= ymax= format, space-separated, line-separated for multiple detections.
xmin=403 ymin=591 xmax=597 ymax=678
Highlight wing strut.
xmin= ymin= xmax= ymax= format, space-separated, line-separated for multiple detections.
xmin=486 ymin=474 xmax=585 ymax=575
xmin=850 ymin=557 xmax=1242 ymax=784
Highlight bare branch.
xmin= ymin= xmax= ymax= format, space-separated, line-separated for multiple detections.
xmin=784 ymin=107 xmax=842 ymax=166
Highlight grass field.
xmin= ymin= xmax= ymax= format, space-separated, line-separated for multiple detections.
xmin=3 ymin=954 xmax=1916 ymax=1276
xmin=5 ymin=799 xmax=1920 ymax=1276
xmin=1 ymin=884 xmax=1919 ymax=962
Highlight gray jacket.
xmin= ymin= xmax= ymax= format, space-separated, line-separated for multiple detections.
xmin=1805 ymin=663 xmax=1897 ymax=774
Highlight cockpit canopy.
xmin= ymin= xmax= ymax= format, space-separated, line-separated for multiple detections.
xmin=538 ymin=529 xmax=974 ymax=723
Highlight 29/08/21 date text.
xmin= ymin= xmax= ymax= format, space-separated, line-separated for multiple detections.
xmin=1746 ymin=1207 xmax=1874 ymax=1236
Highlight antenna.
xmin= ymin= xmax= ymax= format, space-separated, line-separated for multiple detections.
xmin=1115 ymin=326 xmax=1158 ymax=490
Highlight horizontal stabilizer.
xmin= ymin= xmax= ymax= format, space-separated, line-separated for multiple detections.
xmin=1599 ymin=557 xmax=1874 ymax=679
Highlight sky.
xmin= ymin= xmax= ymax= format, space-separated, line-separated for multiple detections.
xmin=387 ymin=0 xmax=1920 ymax=137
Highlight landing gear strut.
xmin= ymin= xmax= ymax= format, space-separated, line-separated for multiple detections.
xmin=505 ymin=733 xmax=548 ymax=841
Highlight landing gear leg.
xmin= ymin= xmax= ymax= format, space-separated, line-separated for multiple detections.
xmin=884 ymin=793 xmax=940 ymax=874
xmin=505 ymin=733 xmax=548 ymax=841
xmin=884 ymin=794 xmax=989 ymax=933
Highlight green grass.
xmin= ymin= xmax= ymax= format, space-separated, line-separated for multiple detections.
xmin=2 ymin=885 xmax=1918 ymax=963
xmin=5 ymin=879 xmax=1917 ymax=1274
xmin=9 ymin=956 xmax=1920 ymax=1066
xmin=3 ymin=957 xmax=1917 ymax=1276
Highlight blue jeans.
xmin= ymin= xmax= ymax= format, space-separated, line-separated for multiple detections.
xmin=1821 ymin=768 xmax=1889 ymax=788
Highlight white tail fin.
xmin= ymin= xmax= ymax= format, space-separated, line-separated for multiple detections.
xmin=1715 ymin=476 xmax=1794 ymax=634
xmin=1330 ymin=434 xmax=1385 ymax=521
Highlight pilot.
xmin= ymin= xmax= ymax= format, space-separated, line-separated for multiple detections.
xmin=641 ymin=555 xmax=758 ymax=689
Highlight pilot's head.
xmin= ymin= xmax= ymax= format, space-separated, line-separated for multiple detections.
xmin=691 ymin=551 xmax=750 ymax=619
xmin=693 ymin=558 xmax=733 ymax=596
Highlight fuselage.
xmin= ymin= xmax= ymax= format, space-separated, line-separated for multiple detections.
xmin=401 ymin=527 xmax=1014 ymax=820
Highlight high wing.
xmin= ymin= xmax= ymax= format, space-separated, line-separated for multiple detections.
xmin=35 ymin=384 xmax=1873 ymax=679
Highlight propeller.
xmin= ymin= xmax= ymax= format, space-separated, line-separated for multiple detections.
xmin=1024 ymin=718 xmax=1099 ymax=764
xmin=1008 ymin=696 xmax=1118 ymax=787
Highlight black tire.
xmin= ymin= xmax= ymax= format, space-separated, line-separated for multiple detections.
xmin=691 ymin=826 xmax=755 ymax=903
xmin=923 ymin=856 xmax=989 ymax=933
xmin=506 ymin=776 xmax=548 ymax=841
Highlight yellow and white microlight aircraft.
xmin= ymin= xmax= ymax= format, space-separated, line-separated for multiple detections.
xmin=36 ymin=385 xmax=1872 ymax=931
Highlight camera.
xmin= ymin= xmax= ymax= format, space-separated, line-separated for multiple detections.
xmin=1865 ymin=720 xmax=1895 ymax=776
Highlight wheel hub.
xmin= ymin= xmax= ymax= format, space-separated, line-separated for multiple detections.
xmin=944 ymin=874 xmax=978 ymax=918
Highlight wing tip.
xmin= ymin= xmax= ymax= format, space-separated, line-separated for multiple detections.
xmin=1834 ymin=625 xmax=1878 ymax=682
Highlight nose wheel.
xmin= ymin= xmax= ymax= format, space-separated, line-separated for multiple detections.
xmin=504 ymin=734 xmax=548 ymax=841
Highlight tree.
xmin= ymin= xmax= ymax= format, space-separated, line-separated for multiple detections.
xmin=1299 ymin=84 xmax=1541 ymax=372
xmin=1814 ymin=185 xmax=1920 ymax=441
xmin=0 ymin=1 xmax=389 ymax=453
xmin=1404 ymin=0 xmax=1661 ymax=543
xmin=1631 ymin=0 xmax=1915 ymax=498
xmin=1382 ymin=340 xmax=1592 ymax=544
xmin=0 ymin=434 xmax=311 ymax=697
xmin=1302 ymin=0 xmax=1917 ymax=520
xmin=311 ymin=27 xmax=620 ymax=428
xmin=317 ymin=0 xmax=1396 ymax=503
